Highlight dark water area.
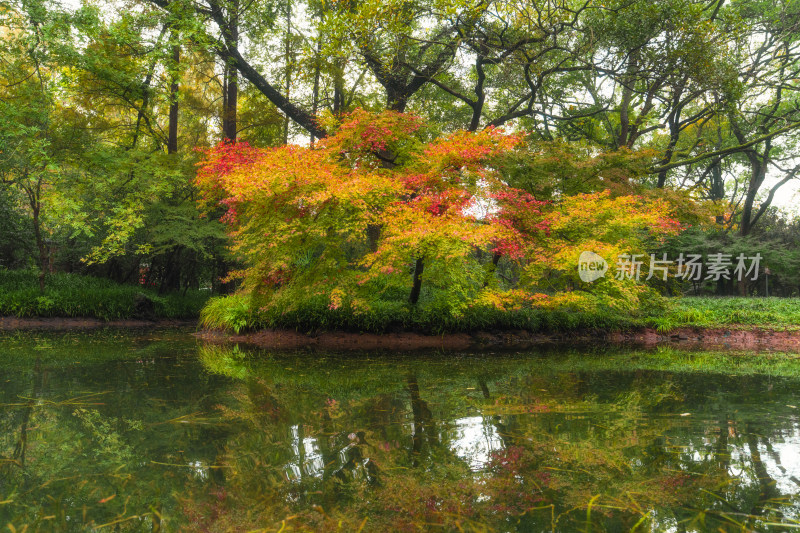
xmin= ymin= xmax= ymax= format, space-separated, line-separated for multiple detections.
xmin=1 ymin=331 xmax=800 ymax=532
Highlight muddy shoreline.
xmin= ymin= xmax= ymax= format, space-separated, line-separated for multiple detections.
xmin=3 ymin=316 xmax=800 ymax=351
xmin=196 ymin=326 xmax=800 ymax=352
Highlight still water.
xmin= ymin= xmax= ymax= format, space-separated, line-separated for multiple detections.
xmin=1 ymin=330 xmax=800 ymax=532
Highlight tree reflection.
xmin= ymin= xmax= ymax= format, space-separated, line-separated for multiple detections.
xmin=3 ymin=336 xmax=800 ymax=532
xmin=194 ymin=345 xmax=800 ymax=531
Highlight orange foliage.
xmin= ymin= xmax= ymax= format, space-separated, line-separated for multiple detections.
xmin=196 ymin=110 xmax=687 ymax=316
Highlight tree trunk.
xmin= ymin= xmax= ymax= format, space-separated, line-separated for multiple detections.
xmin=310 ymin=37 xmax=321 ymax=146
xmin=366 ymin=224 xmax=381 ymax=252
xmin=740 ymin=161 xmax=765 ymax=237
xmin=409 ymin=258 xmax=424 ymax=304
xmin=333 ymin=62 xmax=345 ymax=114
xmin=483 ymin=252 xmax=501 ymax=287
xmin=466 ymin=54 xmax=487 ymax=132
xmin=30 ymin=193 xmax=46 ymax=293
xmin=167 ymin=35 xmax=179 ymax=154
xmin=221 ymin=0 xmax=239 ymax=142
xmin=283 ymin=0 xmax=292 ymax=144
xmin=387 ymin=87 xmax=407 ymax=112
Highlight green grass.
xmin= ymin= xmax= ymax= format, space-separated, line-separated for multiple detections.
xmin=0 ymin=269 xmax=210 ymax=320
xmin=650 ymin=296 xmax=800 ymax=332
xmin=200 ymin=293 xmax=800 ymax=334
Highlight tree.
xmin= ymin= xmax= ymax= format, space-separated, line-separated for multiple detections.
xmin=197 ymin=110 xmax=683 ymax=322
xmin=0 ymin=0 xmax=86 ymax=290
xmin=724 ymin=0 xmax=800 ymax=236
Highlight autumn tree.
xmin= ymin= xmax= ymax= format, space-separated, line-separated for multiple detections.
xmin=197 ymin=110 xmax=683 ymax=328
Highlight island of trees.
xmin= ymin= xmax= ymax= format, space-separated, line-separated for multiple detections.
xmin=2 ymin=0 xmax=800 ymax=332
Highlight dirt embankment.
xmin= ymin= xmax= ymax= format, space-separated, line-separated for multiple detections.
xmin=3 ymin=316 xmax=800 ymax=351
xmin=196 ymin=327 xmax=800 ymax=352
xmin=607 ymin=327 xmax=800 ymax=351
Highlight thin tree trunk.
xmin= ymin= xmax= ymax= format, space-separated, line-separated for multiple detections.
xmin=223 ymin=66 xmax=238 ymax=142
xmin=409 ymin=258 xmax=424 ymax=304
xmin=221 ymin=0 xmax=239 ymax=142
xmin=29 ymin=185 xmax=46 ymax=293
xmin=740 ymin=161 xmax=765 ymax=237
xmin=333 ymin=61 xmax=345 ymax=114
xmin=283 ymin=0 xmax=292 ymax=144
xmin=167 ymin=34 xmax=179 ymax=154
xmin=310 ymin=37 xmax=321 ymax=146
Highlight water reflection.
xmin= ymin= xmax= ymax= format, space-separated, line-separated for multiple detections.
xmin=451 ymin=416 xmax=504 ymax=470
xmin=191 ymin=347 xmax=800 ymax=532
xmin=1 ymin=333 xmax=800 ymax=531
xmin=286 ymin=424 xmax=325 ymax=480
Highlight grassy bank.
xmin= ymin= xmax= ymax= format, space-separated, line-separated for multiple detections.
xmin=652 ymin=297 xmax=800 ymax=331
xmin=0 ymin=270 xmax=210 ymax=320
xmin=200 ymin=293 xmax=800 ymax=334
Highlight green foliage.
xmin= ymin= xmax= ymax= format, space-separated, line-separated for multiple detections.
xmin=202 ymin=291 xmax=800 ymax=334
xmin=0 ymin=270 xmax=209 ymax=320
xmin=0 ymin=188 xmax=32 ymax=269
xmin=663 ymin=215 xmax=800 ymax=295
xmin=200 ymin=292 xmax=656 ymax=334
xmin=0 ymin=0 xmax=234 ymax=295
xmin=650 ymin=296 xmax=800 ymax=331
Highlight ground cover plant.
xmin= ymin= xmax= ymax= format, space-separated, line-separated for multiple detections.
xmin=0 ymin=269 xmax=209 ymax=320
xmin=649 ymin=296 xmax=800 ymax=332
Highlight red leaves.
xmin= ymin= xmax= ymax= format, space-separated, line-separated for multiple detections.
xmin=399 ymin=173 xmax=429 ymax=191
xmin=196 ymin=140 xmax=263 ymax=191
xmin=489 ymin=188 xmax=551 ymax=260
xmin=491 ymin=189 xmax=550 ymax=232
xmin=320 ymin=108 xmax=424 ymax=162
xmin=195 ymin=140 xmax=265 ymax=218
xmin=412 ymin=189 xmax=473 ymax=216
xmin=652 ymin=216 xmax=684 ymax=233
xmin=193 ymin=109 xmax=690 ymax=313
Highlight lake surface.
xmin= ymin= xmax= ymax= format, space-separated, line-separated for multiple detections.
xmin=1 ymin=330 xmax=800 ymax=532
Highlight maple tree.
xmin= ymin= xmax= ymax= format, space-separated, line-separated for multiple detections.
xmin=197 ymin=110 xmax=684 ymax=325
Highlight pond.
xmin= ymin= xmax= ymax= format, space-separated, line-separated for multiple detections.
xmin=1 ymin=330 xmax=800 ymax=532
